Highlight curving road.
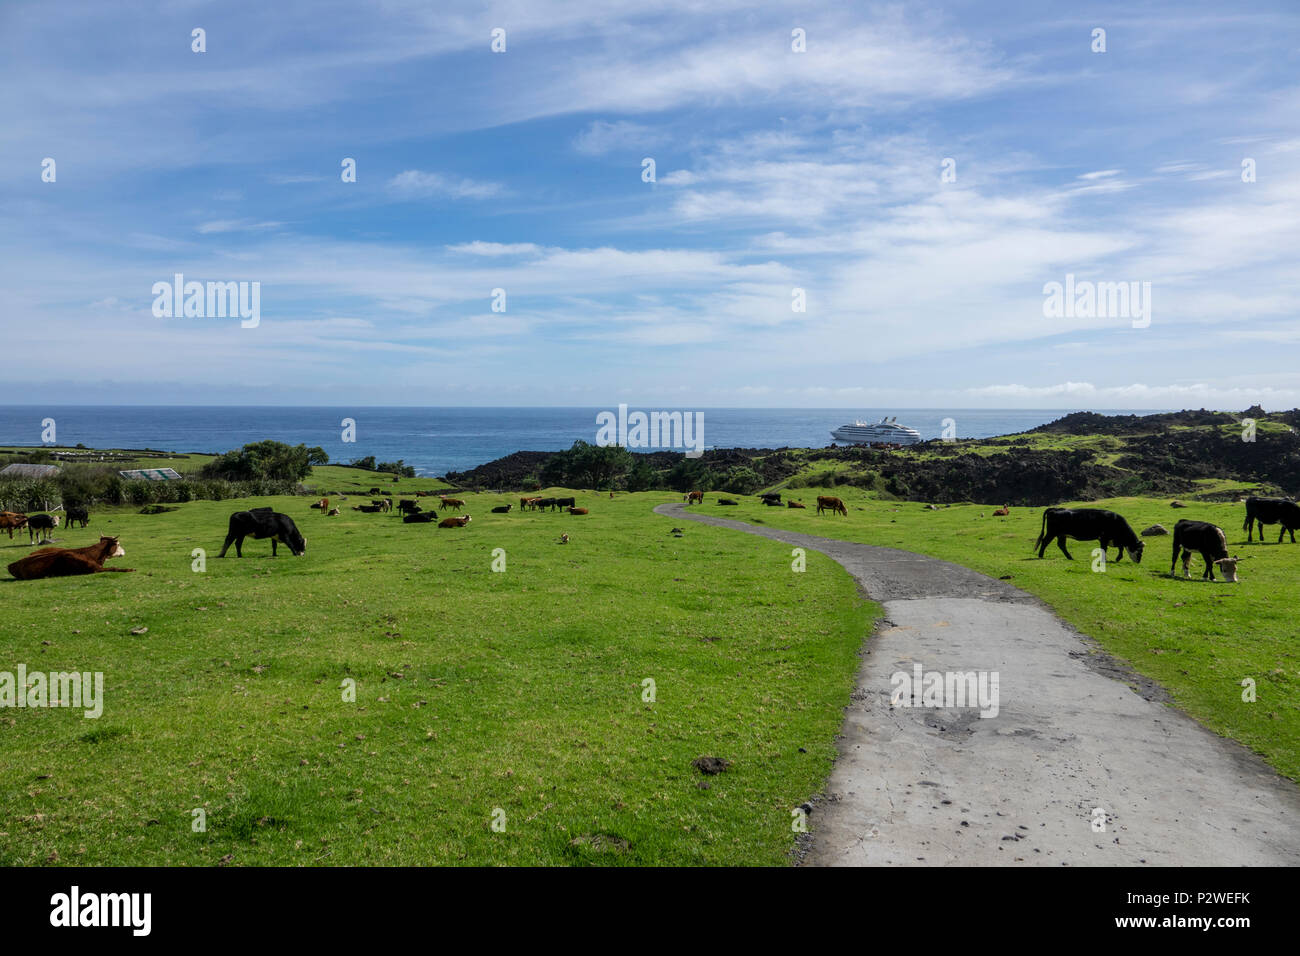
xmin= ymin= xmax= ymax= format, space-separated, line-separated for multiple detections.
xmin=656 ymin=501 xmax=1300 ymax=866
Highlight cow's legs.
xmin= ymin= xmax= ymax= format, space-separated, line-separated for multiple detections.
xmin=271 ymin=538 xmax=278 ymax=556
xmin=1055 ymin=536 xmax=1072 ymax=560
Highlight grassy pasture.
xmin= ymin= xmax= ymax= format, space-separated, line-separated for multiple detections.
xmin=715 ymin=488 xmax=1300 ymax=782
xmin=0 ymin=490 xmax=873 ymax=866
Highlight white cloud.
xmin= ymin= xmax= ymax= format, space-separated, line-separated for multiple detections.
xmin=388 ymin=170 xmax=504 ymax=200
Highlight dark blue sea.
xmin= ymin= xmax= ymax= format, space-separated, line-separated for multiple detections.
xmin=0 ymin=407 xmax=1165 ymax=478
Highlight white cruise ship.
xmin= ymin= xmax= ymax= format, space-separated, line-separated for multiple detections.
xmin=830 ymin=416 xmax=922 ymax=446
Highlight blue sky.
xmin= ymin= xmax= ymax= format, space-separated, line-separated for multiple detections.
xmin=2 ymin=0 xmax=1298 ymax=408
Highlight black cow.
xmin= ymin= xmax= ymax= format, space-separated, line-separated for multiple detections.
xmin=1171 ymin=519 xmax=1233 ymax=581
xmin=403 ymin=511 xmax=435 ymax=523
xmin=533 ymin=497 xmax=557 ymax=511
xmin=554 ymin=497 xmax=576 ymax=511
xmin=397 ymin=500 xmax=421 ymax=514
xmin=717 ymin=498 xmax=738 ymax=506
xmin=218 ymin=508 xmax=306 ymax=557
xmin=64 ymin=506 xmax=90 ymax=529
xmin=760 ymin=492 xmax=781 ymax=505
xmin=491 ymin=505 xmax=512 ymax=514
xmin=1035 ymin=507 xmax=1144 ymax=562
xmin=27 ymin=513 xmax=60 ymax=544
xmin=1243 ymin=496 xmax=1300 ymax=544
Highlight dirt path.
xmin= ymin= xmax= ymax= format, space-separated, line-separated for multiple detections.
xmin=656 ymin=501 xmax=1300 ymax=866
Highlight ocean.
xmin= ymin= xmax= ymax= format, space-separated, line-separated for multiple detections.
xmin=0 ymin=407 xmax=1165 ymax=478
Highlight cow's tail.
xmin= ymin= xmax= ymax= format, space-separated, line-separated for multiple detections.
xmin=1033 ymin=509 xmax=1049 ymax=552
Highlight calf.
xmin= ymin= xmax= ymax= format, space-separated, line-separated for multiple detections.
xmin=816 ymin=496 xmax=848 ymax=516
xmin=491 ymin=505 xmax=512 ymax=514
xmin=788 ymin=501 xmax=805 ymax=509
xmin=438 ymin=515 xmax=472 ymax=528
xmin=1035 ymin=508 xmax=1144 ymax=563
xmin=1243 ymin=496 xmax=1300 ymax=544
xmin=1172 ymin=519 xmax=1235 ymax=581
xmin=9 ymin=536 xmax=133 ymax=580
xmin=569 ymin=507 xmax=588 ymax=515
xmin=64 ymin=506 xmax=90 ymax=529
xmin=27 ymin=513 xmax=60 ymax=544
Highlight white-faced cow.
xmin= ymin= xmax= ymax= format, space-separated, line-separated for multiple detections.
xmin=1172 ymin=519 xmax=1237 ymax=581
xmin=1035 ymin=507 xmax=1144 ymax=562
xmin=217 ymin=508 xmax=306 ymax=558
xmin=1243 ymin=496 xmax=1300 ymax=544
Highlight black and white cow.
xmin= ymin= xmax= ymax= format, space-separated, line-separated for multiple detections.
xmin=1034 ymin=507 xmax=1144 ymax=562
xmin=1172 ymin=519 xmax=1237 ymax=581
xmin=1243 ymin=496 xmax=1300 ymax=544
xmin=217 ymin=508 xmax=306 ymax=557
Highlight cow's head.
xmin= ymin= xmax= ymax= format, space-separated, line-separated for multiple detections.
xmin=280 ymin=524 xmax=306 ymax=556
xmin=1130 ymin=540 xmax=1144 ymax=563
xmin=1214 ymin=557 xmax=1240 ymax=582
xmin=101 ymin=536 xmax=125 ymax=558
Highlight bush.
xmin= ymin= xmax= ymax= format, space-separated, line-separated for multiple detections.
xmin=201 ymin=440 xmax=317 ymax=483
xmin=719 ymin=467 xmax=764 ymax=495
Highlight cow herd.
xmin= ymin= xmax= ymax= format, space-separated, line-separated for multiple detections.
xmin=683 ymin=490 xmax=848 ymax=515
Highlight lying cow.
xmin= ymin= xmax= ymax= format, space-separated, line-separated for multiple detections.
xmin=438 ymin=515 xmax=472 ymax=528
xmin=993 ymin=504 xmax=1010 ymax=517
xmin=1172 ymin=519 xmax=1236 ymax=581
xmin=8 ymin=536 xmax=133 ymax=580
xmin=326 ymin=508 xmax=341 ymax=516
xmin=816 ymin=496 xmax=848 ymax=516
xmin=717 ymin=498 xmax=738 ymax=506
xmin=403 ymin=511 xmax=436 ymax=523
xmin=1243 ymin=496 xmax=1300 ymax=544
xmin=1035 ymin=507 xmax=1144 ymax=562
xmin=569 ymin=507 xmax=589 ymax=515
xmin=788 ymin=501 xmax=806 ymax=509
xmin=27 ymin=513 xmax=60 ymax=544
xmin=217 ymin=508 xmax=306 ymax=557
xmin=353 ymin=504 xmax=383 ymax=513
xmin=491 ymin=505 xmax=512 ymax=514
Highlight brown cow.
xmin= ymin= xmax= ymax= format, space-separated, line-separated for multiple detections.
xmin=993 ymin=504 xmax=1009 ymax=517
xmin=569 ymin=507 xmax=589 ymax=515
xmin=788 ymin=501 xmax=806 ymax=509
xmin=438 ymin=515 xmax=472 ymax=528
xmin=1 ymin=512 xmax=28 ymax=539
xmin=439 ymin=497 xmax=465 ymax=511
xmin=521 ymin=496 xmax=540 ymax=510
xmin=311 ymin=497 xmax=329 ymax=513
xmin=816 ymin=496 xmax=848 ymax=516
xmin=685 ymin=490 xmax=704 ymax=505
xmin=8 ymin=536 xmax=133 ymax=580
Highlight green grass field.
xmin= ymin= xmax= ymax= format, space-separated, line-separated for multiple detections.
xmin=0 ymin=490 xmax=873 ymax=866
xmin=712 ymin=488 xmax=1300 ymax=782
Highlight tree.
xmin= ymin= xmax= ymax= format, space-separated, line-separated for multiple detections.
xmin=201 ymin=440 xmax=315 ymax=482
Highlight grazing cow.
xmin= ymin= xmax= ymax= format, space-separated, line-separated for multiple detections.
xmin=353 ymin=504 xmax=383 ymax=513
xmin=438 ymin=515 xmax=472 ymax=528
xmin=1035 ymin=508 xmax=1144 ymax=563
xmin=217 ymin=508 xmax=306 ymax=558
xmin=64 ymin=506 xmax=90 ymax=529
xmin=491 ymin=505 xmax=512 ymax=514
xmin=1172 ymin=519 xmax=1235 ymax=581
xmin=403 ymin=511 xmax=436 ymax=523
xmin=398 ymin=499 xmax=422 ymax=514
xmin=27 ymin=513 xmax=60 ymax=544
xmin=9 ymin=536 xmax=133 ymax=580
xmin=1 ymin=512 xmax=29 ymax=539
xmin=788 ymin=501 xmax=806 ymax=509
xmin=685 ymin=491 xmax=704 ymax=505
xmin=569 ymin=507 xmax=589 ymax=515
xmin=439 ymin=497 xmax=465 ymax=511
xmin=760 ymin=492 xmax=781 ymax=506
xmin=554 ymin=497 xmax=576 ymax=511
xmin=1243 ymin=496 xmax=1300 ymax=544
xmin=993 ymin=504 xmax=1010 ymax=517
xmin=816 ymin=496 xmax=848 ymax=517
xmin=717 ymin=498 xmax=738 ymax=506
